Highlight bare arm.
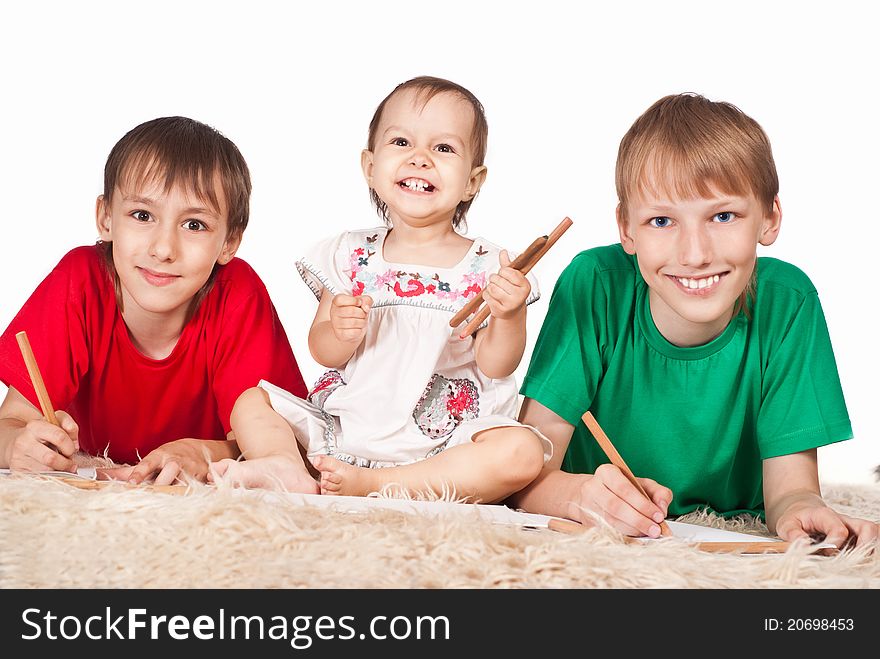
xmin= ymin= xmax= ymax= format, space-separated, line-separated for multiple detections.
xmin=308 ymin=288 xmax=372 ymax=369
xmin=509 ymin=398 xmax=671 ymax=537
xmin=473 ymin=251 xmax=529 ymax=379
xmin=0 ymin=386 xmax=79 ymax=472
xmin=764 ymin=449 xmax=879 ymax=548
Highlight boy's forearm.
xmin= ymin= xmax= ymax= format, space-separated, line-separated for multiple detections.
xmin=474 ymin=311 xmax=526 ymax=379
xmin=308 ymin=320 xmax=361 ymax=368
xmin=762 ymin=450 xmax=823 ymax=534
xmin=508 ymin=468 xmax=586 ymax=520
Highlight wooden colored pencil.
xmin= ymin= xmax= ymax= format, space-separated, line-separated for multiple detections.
xmin=457 ymin=217 xmax=573 ymax=339
xmin=448 ymin=235 xmax=547 ymax=328
xmin=581 ymin=411 xmax=673 ymax=537
xmin=15 ymin=331 xmax=59 ymax=426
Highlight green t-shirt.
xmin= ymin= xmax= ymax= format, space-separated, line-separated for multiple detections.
xmin=521 ymin=244 xmax=852 ymax=518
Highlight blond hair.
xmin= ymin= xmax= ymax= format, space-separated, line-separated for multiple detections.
xmin=616 ymin=94 xmax=779 ymax=315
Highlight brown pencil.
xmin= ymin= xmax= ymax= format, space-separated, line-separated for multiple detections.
xmin=457 ymin=217 xmax=573 ymax=339
xmin=581 ymin=411 xmax=673 ymax=537
xmin=448 ymin=235 xmax=547 ymax=328
xmin=15 ymin=331 xmax=59 ymax=426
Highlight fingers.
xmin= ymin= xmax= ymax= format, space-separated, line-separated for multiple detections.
xmin=154 ymin=460 xmax=181 ymax=486
xmin=776 ymin=507 xmax=855 ymax=549
xmin=590 ymin=465 xmax=668 ymax=537
xmin=840 ymin=515 xmax=879 ymax=549
xmin=641 ymin=479 xmax=673 ymax=517
xmin=97 ymin=466 xmax=134 ymax=481
xmin=24 ymin=418 xmax=77 ymax=458
xmin=16 ymin=441 xmax=77 ymax=473
xmin=54 ymin=411 xmax=80 ymax=450
xmin=126 ymin=455 xmax=163 ymax=485
xmin=333 ymin=294 xmax=373 ymax=313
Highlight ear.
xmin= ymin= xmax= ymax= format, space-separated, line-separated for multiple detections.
xmin=463 ymin=165 xmax=487 ymax=201
xmin=361 ymin=149 xmax=375 ymax=187
xmin=216 ymin=233 xmax=242 ymax=266
xmin=759 ymin=196 xmax=782 ymax=246
xmin=95 ymin=195 xmax=112 ymax=241
xmin=616 ymin=203 xmax=637 ymax=255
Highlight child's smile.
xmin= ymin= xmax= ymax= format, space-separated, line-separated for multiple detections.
xmin=362 ymin=88 xmax=485 ymax=228
xmin=96 ymin=177 xmax=239 ymax=356
xmin=619 ymin=186 xmax=781 ymax=347
xmin=398 ymin=177 xmax=436 ymax=194
xmin=137 ymin=266 xmax=182 ymax=288
xmin=667 ymin=271 xmax=727 ymax=295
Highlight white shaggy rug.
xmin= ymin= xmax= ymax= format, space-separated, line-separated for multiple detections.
xmin=1 ymin=476 xmax=878 ymax=589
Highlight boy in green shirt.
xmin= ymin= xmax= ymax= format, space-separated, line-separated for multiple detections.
xmin=511 ymin=93 xmax=878 ymax=548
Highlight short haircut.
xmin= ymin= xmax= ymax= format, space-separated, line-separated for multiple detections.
xmin=99 ymin=116 xmax=251 ymax=311
xmin=366 ymin=76 xmax=488 ymax=229
xmin=616 ymin=94 xmax=778 ymax=317
xmin=616 ymin=93 xmax=778 ymax=220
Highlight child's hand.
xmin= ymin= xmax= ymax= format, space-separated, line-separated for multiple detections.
xmin=329 ymin=294 xmax=373 ymax=344
xmin=482 ymin=250 xmax=530 ymax=321
xmin=775 ymin=501 xmax=879 ymax=550
xmin=3 ymin=410 xmax=79 ymax=473
xmin=100 ymin=438 xmax=214 ymax=486
xmin=572 ymin=464 xmax=672 ymax=538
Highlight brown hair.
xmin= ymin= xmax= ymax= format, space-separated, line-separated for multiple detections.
xmin=366 ymin=76 xmax=488 ymax=229
xmin=616 ymin=93 xmax=779 ymax=316
xmin=98 ymin=116 xmax=251 ymax=311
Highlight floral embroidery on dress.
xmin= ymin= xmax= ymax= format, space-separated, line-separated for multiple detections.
xmin=347 ymin=232 xmax=490 ymax=305
xmin=308 ymin=370 xmax=345 ymax=408
xmin=412 ymin=374 xmax=480 ymax=439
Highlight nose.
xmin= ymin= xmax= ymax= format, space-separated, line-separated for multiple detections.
xmin=149 ymin=221 xmax=177 ymax=262
xmin=677 ymin=224 xmax=712 ymax=268
xmin=409 ymin=147 xmax=432 ymax=169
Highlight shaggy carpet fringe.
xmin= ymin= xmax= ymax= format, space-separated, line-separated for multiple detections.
xmin=1 ymin=476 xmax=877 ymax=588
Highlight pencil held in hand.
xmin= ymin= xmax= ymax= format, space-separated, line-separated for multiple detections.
xmin=15 ymin=331 xmax=59 ymax=426
xmin=452 ymin=217 xmax=573 ymax=339
xmin=581 ymin=411 xmax=673 ymax=537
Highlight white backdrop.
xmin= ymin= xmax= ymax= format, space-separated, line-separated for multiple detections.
xmin=1 ymin=1 xmax=877 ymax=484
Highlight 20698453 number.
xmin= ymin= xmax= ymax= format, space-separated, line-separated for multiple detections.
xmin=787 ymin=618 xmax=853 ymax=631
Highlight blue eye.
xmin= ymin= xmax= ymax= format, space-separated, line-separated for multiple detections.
xmin=392 ymin=137 xmax=409 ymax=147
xmin=713 ymin=212 xmax=734 ymax=223
xmin=649 ymin=216 xmax=671 ymax=228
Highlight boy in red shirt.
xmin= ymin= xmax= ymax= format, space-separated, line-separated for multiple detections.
xmin=0 ymin=116 xmax=307 ymax=485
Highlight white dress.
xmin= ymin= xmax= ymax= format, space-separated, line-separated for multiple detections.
xmin=261 ymin=227 xmax=552 ymax=467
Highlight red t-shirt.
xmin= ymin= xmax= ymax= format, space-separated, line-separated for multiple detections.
xmin=0 ymin=246 xmax=307 ymax=464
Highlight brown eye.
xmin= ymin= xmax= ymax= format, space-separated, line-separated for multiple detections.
xmin=184 ymin=220 xmax=207 ymax=232
xmin=132 ymin=210 xmax=150 ymax=222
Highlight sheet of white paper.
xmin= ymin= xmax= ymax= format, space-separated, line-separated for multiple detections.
xmin=261 ymin=491 xmax=555 ymax=528
xmin=0 ymin=466 xmax=97 ymax=480
xmin=258 ymin=493 xmax=835 ymax=549
xmin=665 ymin=520 xmax=781 ymax=543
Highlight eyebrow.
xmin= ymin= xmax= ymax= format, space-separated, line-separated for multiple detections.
xmin=122 ymin=196 xmax=218 ymax=217
xmin=381 ymin=126 xmax=466 ymax=144
xmin=644 ymin=198 xmax=746 ymax=213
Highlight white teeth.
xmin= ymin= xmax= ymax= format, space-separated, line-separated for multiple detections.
xmin=676 ymin=274 xmax=722 ymax=290
xmin=402 ymin=178 xmax=429 ymax=191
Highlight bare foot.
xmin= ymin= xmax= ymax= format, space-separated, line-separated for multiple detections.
xmin=312 ymin=455 xmax=379 ymax=496
xmin=209 ymin=455 xmax=319 ymax=493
